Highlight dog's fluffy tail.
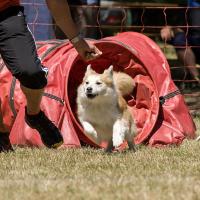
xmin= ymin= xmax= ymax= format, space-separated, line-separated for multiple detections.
xmin=113 ymin=72 xmax=134 ymax=96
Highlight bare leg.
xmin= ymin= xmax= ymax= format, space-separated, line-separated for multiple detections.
xmin=84 ymin=3 xmax=100 ymax=39
xmin=0 ymin=114 xmax=8 ymax=132
xmin=0 ymin=100 xmax=9 ymax=133
xmin=0 ymin=83 xmax=44 ymax=151
xmin=1 ymin=84 xmax=44 ymax=130
xmin=21 ymin=84 xmax=63 ymax=148
xmin=20 ymin=85 xmax=44 ymax=115
xmin=177 ymin=48 xmax=200 ymax=82
xmin=0 ymin=100 xmax=13 ymax=152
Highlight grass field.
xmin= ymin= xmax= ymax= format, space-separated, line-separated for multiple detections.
xmin=0 ymin=118 xmax=199 ymax=200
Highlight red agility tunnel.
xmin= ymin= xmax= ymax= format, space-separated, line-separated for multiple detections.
xmin=0 ymin=32 xmax=196 ymax=148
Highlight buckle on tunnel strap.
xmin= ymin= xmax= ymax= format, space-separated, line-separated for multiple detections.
xmin=159 ymin=90 xmax=181 ymax=105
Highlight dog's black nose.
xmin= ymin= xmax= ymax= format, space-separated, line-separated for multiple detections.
xmin=86 ymin=87 xmax=92 ymax=92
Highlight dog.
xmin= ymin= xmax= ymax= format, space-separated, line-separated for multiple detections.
xmin=76 ymin=65 xmax=136 ymax=152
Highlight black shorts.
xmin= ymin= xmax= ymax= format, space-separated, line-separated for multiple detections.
xmin=0 ymin=6 xmax=47 ymax=89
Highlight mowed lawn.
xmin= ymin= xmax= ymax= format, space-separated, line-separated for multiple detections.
xmin=0 ymin=117 xmax=199 ymax=200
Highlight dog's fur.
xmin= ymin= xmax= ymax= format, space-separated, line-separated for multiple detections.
xmin=76 ymin=65 xmax=136 ymax=152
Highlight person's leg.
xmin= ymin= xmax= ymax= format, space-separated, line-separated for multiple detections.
xmin=84 ymin=0 xmax=101 ymax=39
xmin=173 ymin=32 xmax=200 ymax=82
xmin=176 ymin=48 xmax=200 ymax=81
xmin=189 ymin=34 xmax=200 ymax=82
xmin=0 ymin=100 xmax=13 ymax=152
xmin=0 ymin=7 xmax=63 ymax=148
xmin=0 ymin=105 xmax=8 ymax=133
xmin=21 ymin=86 xmax=43 ymax=115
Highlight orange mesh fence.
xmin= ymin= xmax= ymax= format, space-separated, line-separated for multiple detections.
xmin=20 ymin=1 xmax=200 ymax=115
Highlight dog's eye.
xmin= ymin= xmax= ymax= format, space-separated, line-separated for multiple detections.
xmin=85 ymin=81 xmax=89 ymax=85
xmin=96 ymin=82 xmax=102 ymax=85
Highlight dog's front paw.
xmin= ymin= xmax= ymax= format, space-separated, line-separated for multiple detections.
xmin=82 ymin=121 xmax=98 ymax=138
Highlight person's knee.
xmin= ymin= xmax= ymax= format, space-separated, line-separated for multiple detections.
xmin=17 ymin=67 xmax=48 ymax=89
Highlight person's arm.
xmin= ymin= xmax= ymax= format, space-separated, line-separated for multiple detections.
xmin=160 ymin=26 xmax=184 ymax=42
xmin=46 ymin=0 xmax=102 ymax=60
xmin=160 ymin=26 xmax=174 ymax=41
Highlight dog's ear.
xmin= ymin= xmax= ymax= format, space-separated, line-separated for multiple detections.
xmin=86 ymin=64 xmax=92 ymax=72
xmin=85 ymin=64 xmax=96 ymax=75
xmin=104 ymin=65 xmax=113 ymax=77
xmin=108 ymin=65 xmax=113 ymax=75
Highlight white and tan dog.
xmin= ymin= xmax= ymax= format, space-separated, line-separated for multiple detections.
xmin=76 ymin=65 xmax=136 ymax=152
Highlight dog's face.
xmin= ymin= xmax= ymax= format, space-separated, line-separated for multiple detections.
xmin=81 ymin=65 xmax=114 ymax=99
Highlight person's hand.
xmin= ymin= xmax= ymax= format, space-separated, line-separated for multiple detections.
xmin=73 ymin=39 xmax=102 ymax=61
xmin=160 ymin=26 xmax=174 ymax=41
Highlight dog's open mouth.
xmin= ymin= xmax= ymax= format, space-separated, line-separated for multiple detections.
xmin=86 ymin=93 xmax=97 ymax=99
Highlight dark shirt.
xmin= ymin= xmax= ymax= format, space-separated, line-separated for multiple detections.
xmin=67 ymin=0 xmax=83 ymax=5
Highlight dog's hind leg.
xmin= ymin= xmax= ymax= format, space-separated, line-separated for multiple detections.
xmin=126 ymin=138 xmax=136 ymax=152
xmin=112 ymin=119 xmax=126 ymax=148
xmin=125 ymin=127 xmax=136 ymax=152
xmin=105 ymin=139 xmax=113 ymax=153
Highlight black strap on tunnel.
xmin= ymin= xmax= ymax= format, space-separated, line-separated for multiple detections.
xmin=38 ymin=40 xmax=68 ymax=61
xmin=9 ymin=41 xmax=68 ymax=117
xmin=159 ymin=89 xmax=181 ymax=105
xmin=42 ymin=92 xmax=64 ymax=106
xmin=9 ymin=77 xmax=17 ymax=118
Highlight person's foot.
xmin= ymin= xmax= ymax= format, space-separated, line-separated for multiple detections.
xmin=0 ymin=132 xmax=14 ymax=153
xmin=25 ymin=108 xmax=63 ymax=148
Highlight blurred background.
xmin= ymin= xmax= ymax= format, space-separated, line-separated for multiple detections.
xmin=20 ymin=0 xmax=200 ymax=114
xmin=20 ymin=0 xmax=189 ymax=40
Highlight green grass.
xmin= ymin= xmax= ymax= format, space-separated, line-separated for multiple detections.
xmin=0 ymin=117 xmax=200 ymax=200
